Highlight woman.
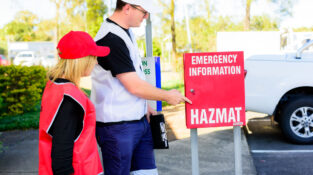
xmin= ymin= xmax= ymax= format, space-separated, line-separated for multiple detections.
xmin=38 ymin=31 xmax=110 ymax=175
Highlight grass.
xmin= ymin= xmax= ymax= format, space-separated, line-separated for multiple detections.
xmin=161 ymin=79 xmax=185 ymax=107
xmin=162 ymin=79 xmax=184 ymax=92
xmin=83 ymin=88 xmax=91 ymax=96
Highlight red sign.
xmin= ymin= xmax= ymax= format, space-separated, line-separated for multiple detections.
xmin=184 ymin=51 xmax=245 ymax=129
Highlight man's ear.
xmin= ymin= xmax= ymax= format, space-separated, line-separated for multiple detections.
xmin=123 ymin=4 xmax=131 ymax=15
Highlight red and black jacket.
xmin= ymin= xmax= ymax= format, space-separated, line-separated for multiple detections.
xmin=39 ymin=80 xmax=103 ymax=175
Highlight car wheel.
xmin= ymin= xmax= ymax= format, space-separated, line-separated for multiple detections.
xmin=280 ymin=95 xmax=313 ymax=144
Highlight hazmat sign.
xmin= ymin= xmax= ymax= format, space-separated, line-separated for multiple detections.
xmin=184 ymin=51 xmax=245 ymax=129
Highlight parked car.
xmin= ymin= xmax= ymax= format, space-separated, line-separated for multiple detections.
xmin=13 ymin=51 xmax=36 ymax=66
xmin=245 ymin=39 xmax=313 ymax=144
xmin=39 ymin=54 xmax=57 ymax=67
xmin=0 ymin=54 xmax=9 ymax=66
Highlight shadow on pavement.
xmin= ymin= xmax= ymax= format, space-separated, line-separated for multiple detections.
xmin=0 ymin=104 xmax=257 ymax=175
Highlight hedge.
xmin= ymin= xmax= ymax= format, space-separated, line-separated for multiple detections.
xmin=0 ymin=65 xmax=47 ymax=117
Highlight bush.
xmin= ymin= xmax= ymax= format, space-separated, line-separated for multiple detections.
xmin=0 ymin=65 xmax=47 ymax=116
xmin=0 ymin=109 xmax=40 ymax=131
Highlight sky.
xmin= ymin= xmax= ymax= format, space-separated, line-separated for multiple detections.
xmin=0 ymin=0 xmax=312 ymax=29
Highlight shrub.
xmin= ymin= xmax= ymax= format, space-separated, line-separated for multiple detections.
xmin=0 ymin=109 xmax=40 ymax=131
xmin=0 ymin=65 xmax=47 ymax=116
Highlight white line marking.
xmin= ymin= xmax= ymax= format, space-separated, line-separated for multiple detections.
xmin=248 ymin=119 xmax=271 ymax=122
xmin=251 ymin=150 xmax=313 ymax=153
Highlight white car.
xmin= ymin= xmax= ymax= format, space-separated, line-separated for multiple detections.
xmin=13 ymin=51 xmax=36 ymax=66
xmin=39 ymin=54 xmax=57 ymax=67
xmin=245 ymin=39 xmax=313 ymax=144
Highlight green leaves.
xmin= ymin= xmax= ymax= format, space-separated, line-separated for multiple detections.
xmin=0 ymin=110 xmax=40 ymax=131
xmin=0 ymin=65 xmax=47 ymax=117
xmin=4 ymin=11 xmax=39 ymax=41
xmin=86 ymin=0 xmax=107 ymax=37
xmin=250 ymin=15 xmax=279 ymax=31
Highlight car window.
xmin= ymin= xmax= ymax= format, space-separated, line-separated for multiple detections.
xmin=47 ymin=55 xmax=54 ymax=59
xmin=20 ymin=54 xmax=32 ymax=57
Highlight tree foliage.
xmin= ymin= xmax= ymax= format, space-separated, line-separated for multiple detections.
xmin=250 ymin=15 xmax=279 ymax=31
xmin=4 ymin=11 xmax=38 ymax=41
xmin=271 ymin=0 xmax=297 ymax=17
xmin=0 ymin=0 xmax=304 ymax=63
xmin=157 ymin=0 xmax=179 ymax=71
xmin=49 ymin=0 xmax=86 ymax=41
xmin=86 ymin=0 xmax=107 ymax=37
xmin=0 ymin=66 xmax=47 ymax=116
xmin=244 ymin=0 xmax=297 ymax=31
xmin=293 ymin=27 xmax=313 ymax=32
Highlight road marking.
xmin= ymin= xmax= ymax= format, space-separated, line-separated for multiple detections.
xmin=248 ymin=119 xmax=271 ymax=122
xmin=251 ymin=150 xmax=313 ymax=153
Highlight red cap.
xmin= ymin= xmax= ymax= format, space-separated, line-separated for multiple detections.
xmin=57 ymin=31 xmax=110 ymax=59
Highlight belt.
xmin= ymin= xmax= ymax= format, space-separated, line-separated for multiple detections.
xmin=96 ymin=115 xmax=146 ymax=127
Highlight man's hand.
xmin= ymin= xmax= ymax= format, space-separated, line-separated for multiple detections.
xmin=165 ymin=89 xmax=192 ymax=105
xmin=146 ymin=105 xmax=157 ymax=123
xmin=117 ymin=72 xmax=192 ymax=105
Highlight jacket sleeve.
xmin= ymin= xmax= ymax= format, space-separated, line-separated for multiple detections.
xmin=48 ymin=95 xmax=84 ymax=175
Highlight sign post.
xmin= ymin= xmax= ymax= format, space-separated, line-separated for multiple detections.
xmin=142 ymin=56 xmax=162 ymax=112
xmin=191 ymin=128 xmax=199 ymax=175
xmin=234 ymin=126 xmax=242 ymax=175
xmin=184 ymin=51 xmax=245 ymax=175
xmin=144 ymin=16 xmax=162 ymax=112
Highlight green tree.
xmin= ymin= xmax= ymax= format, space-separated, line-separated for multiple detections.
xmin=272 ymin=0 xmax=297 ymax=17
xmin=136 ymin=36 xmax=162 ymax=57
xmin=86 ymin=0 xmax=107 ymax=37
xmin=35 ymin=19 xmax=55 ymax=41
xmin=169 ymin=0 xmax=177 ymax=62
xmin=293 ymin=27 xmax=313 ymax=32
xmin=178 ymin=16 xmax=242 ymax=52
xmin=4 ymin=11 xmax=38 ymax=41
xmin=244 ymin=0 xmax=297 ymax=31
xmin=250 ymin=15 xmax=279 ymax=31
xmin=0 ymin=28 xmax=7 ymax=56
xmin=157 ymin=0 xmax=178 ymax=69
xmin=50 ymin=0 xmax=86 ymax=41
xmin=244 ymin=0 xmax=253 ymax=31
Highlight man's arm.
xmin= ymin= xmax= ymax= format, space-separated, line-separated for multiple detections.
xmin=116 ymin=72 xmax=191 ymax=105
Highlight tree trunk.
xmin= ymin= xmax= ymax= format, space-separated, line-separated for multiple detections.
xmin=170 ymin=0 xmax=178 ymax=71
xmin=51 ymin=0 xmax=61 ymax=59
xmin=244 ymin=0 xmax=252 ymax=31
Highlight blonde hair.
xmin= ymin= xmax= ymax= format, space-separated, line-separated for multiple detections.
xmin=48 ymin=55 xmax=97 ymax=86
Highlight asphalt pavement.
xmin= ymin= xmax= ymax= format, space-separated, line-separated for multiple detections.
xmin=0 ymin=104 xmax=256 ymax=175
xmin=245 ymin=114 xmax=313 ymax=175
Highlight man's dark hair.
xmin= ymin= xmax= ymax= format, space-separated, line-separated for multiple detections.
xmin=116 ymin=0 xmax=127 ymax=11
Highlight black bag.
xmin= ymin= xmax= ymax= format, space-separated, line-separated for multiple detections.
xmin=149 ymin=114 xmax=169 ymax=149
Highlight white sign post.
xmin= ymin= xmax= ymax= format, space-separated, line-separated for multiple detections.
xmin=142 ymin=57 xmax=162 ymax=112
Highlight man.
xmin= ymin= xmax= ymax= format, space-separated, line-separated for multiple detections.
xmin=91 ymin=0 xmax=191 ymax=174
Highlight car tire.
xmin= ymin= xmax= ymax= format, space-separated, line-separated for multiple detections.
xmin=280 ymin=95 xmax=313 ymax=144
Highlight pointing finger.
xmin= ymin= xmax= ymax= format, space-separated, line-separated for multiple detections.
xmin=183 ymin=96 xmax=192 ymax=104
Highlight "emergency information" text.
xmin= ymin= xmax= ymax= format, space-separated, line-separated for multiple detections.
xmin=189 ymin=54 xmax=241 ymax=76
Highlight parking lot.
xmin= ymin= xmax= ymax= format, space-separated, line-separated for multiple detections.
xmin=244 ymin=112 xmax=313 ymax=175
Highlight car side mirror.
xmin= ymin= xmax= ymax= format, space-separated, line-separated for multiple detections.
xmin=296 ymin=39 xmax=313 ymax=59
